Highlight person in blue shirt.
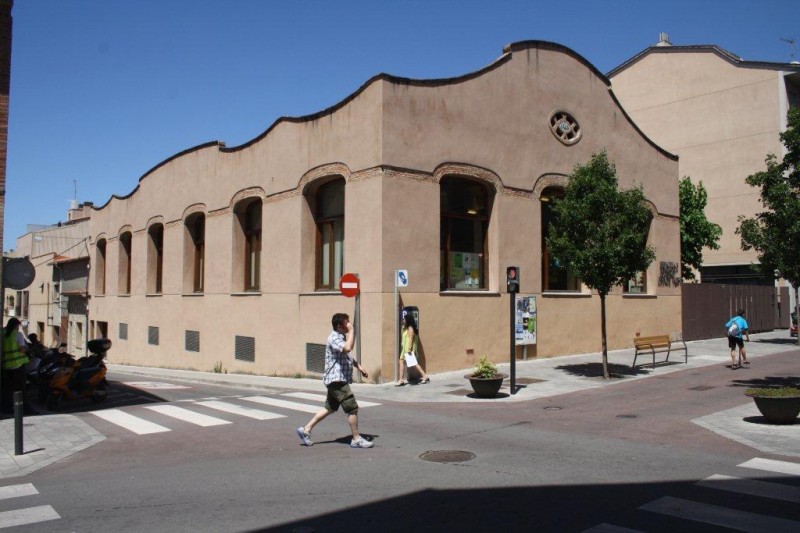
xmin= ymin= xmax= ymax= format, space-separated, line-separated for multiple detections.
xmin=725 ymin=309 xmax=750 ymax=369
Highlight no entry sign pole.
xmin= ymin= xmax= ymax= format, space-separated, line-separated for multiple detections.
xmin=339 ymin=273 xmax=361 ymax=382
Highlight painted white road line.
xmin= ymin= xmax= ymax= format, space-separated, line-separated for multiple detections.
xmin=0 ymin=483 xmax=37 ymax=501
xmin=0 ymin=505 xmax=60 ymax=529
xmin=122 ymin=381 xmax=190 ymax=390
xmin=697 ymin=474 xmax=800 ymax=503
xmin=196 ymin=400 xmax=285 ymax=420
xmin=90 ymin=409 xmax=171 ymax=435
xmin=640 ymin=496 xmax=800 ymax=532
xmin=739 ymin=457 xmax=800 ymax=477
xmin=241 ymin=396 xmax=324 ymax=413
xmin=582 ymin=524 xmax=643 ymax=533
xmin=144 ymin=405 xmax=231 ymax=427
xmin=281 ymin=391 xmax=381 ymax=407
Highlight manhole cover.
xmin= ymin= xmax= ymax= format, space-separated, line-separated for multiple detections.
xmin=616 ymin=414 xmax=638 ymax=419
xmin=419 ymin=450 xmax=476 ymax=463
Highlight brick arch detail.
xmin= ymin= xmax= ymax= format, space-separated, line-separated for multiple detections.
xmin=532 ymin=173 xmax=569 ymax=200
xmin=229 ymin=187 xmax=267 ymax=209
xmin=432 ymin=163 xmax=503 ymax=193
xmin=182 ymin=203 xmax=207 ymax=220
xmin=298 ymin=163 xmax=352 ymax=195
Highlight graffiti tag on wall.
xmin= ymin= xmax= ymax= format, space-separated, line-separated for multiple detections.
xmin=659 ymin=261 xmax=681 ymax=287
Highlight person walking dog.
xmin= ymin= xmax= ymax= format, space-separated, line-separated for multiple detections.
xmin=295 ymin=313 xmax=373 ymax=448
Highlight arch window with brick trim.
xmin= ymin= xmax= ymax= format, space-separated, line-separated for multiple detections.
xmin=541 ymin=187 xmax=580 ymax=291
xmin=315 ymin=179 xmax=345 ymax=290
xmin=118 ymin=231 xmax=132 ymax=295
xmin=233 ymin=198 xmax=262 ymax=292
xmin=440 ymin=177 xmax=491 ymax=290
xmin=95 ymin=238 xmax=107 ymax=295
xmin=147 ymin=224 xmax=164 ymax=294
xmin=184 ymin=213 xmax=205 ymax=293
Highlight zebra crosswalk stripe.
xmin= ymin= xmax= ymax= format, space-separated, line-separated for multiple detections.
xmin=91 ymin=409 xmax=171 ymax=435
xmin=640 ymin=496 xmax=800 ymax=532
xmin=282 ymin=391 xmax=381 ymax=407
xmin=0 ymin=483 xmax=37 ymax=501
xmin=738 ymin=457 xmax=800 ymax=477
xmin=0 ymin=505 xmax=60 ymax=529
xmin=195 ymin=400 xmax=285 ymax=420
xmin=241 ymin=396 xmax=324 ymax=413
xmin=697 ymin=474 xmax=800 ymax=503
xmin=144 ymin=405 xmax=231 ymax=427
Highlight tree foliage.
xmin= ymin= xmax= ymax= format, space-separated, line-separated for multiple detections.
xmin=679 ymin=177 xmax=721 ymax=281
xmin=547 ymin=151 xmax=656 ymax=377
xmin=737 ymin=107 xmax=800 ymax=344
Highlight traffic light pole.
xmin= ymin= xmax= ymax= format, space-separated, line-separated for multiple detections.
xmin=509 ymin=290 xmax=516 ymax=395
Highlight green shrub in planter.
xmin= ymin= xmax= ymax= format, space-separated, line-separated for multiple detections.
xmin=745 ymin=387 xmax=800 ymax=398
xmin=472 ymin=356 xmax=499 ymax=379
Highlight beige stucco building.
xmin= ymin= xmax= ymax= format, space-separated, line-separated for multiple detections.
xmin=86 ymin=41 xmax=682 ymax=381
xmin=609 ymin=34 xmax=800 ymax=285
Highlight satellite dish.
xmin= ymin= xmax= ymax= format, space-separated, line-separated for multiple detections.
xmin=2 ymin=257 xmax=35 ymax=290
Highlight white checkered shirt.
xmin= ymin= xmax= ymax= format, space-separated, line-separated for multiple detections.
xmin=323 ymin=330 xmax=353 ymax=385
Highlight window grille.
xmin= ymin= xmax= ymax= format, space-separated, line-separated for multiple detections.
xmin=185 ymin=330 xmax=200 ymax=352
xmin=306 ymin=343 xmax=326 ymax=373
xmin=235 ymin=335 xmax=255 ymax=362
xmin=119 ymin=323 xmax=128 ymax=340
xmin=148 ymin=326 xmax=159 ymax=346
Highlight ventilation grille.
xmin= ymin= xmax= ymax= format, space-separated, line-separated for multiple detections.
xmin=185 ymin=330 xmax=200 ymax=352
xmin=119 ymin=323 xmax=128 ymax=340
xmin=306 ymin=343 xmax=326 ymax=373
xmin=148 ymin=326 xmax=159 ymax=346
xmin=235 ymin=335 xmax=255 ymax=362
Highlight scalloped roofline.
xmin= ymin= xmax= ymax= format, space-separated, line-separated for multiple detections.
xmin=607 ymin=44 xmax=800 ymax=78
xmin=93 ymin=39 xmax=676 ymax=212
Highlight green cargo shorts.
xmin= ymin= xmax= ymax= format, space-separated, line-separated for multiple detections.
xmin=325 ymin=382 xmax=359 ymax=414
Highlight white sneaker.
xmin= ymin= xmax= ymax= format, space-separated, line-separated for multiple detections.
xmin=295 ymin=427 xmax=313 ymax=446
xmin=350 ymin=436 xmax=374 ymax=448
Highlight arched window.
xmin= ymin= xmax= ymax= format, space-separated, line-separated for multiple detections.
xmin=440 ymin=177 xmax=491 ymax=290
xmin=95 ymin=239 xmax=107 ymax=295
xmin=186 ymin=214 xmax=205 ymax=293
xmin=147 ymin=224 xmax=164 ymax=294
xmin=315 ymin=179 xmax=344 ymax=290
xmin=541 ymin=187 xmax=579 ymax=291
xmin=118 ymin=232 xmax=132 ymax=294
xmin=233 ymin=199 xmax=261 ymax=292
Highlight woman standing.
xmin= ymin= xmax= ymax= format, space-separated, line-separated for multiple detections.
xmin=396 ymin=314 xmax=430 ymax=386
xmin=1 ymin=318 xmax=30 ymax=414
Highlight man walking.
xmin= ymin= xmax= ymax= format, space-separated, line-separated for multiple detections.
xmin=296 ymin=313 xmax=373 ymax=448
xmin=725 ymin=309 xmax=750 ymax=369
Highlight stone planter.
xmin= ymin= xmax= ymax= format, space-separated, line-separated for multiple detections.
xmin=746 ymin=393 xmax=800 ymax=425
xmin=465 ymin=373 xmax=507 ymax=398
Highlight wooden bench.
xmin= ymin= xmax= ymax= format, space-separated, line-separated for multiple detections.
xmin=632 ymin=334 xmax=688 ymax=369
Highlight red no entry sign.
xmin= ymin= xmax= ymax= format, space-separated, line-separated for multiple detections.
xmin=340 ymin=273 xmax=360 ymax=298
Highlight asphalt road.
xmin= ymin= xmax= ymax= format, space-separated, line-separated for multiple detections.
xmin=7 ymin=354 xmax=800 ymax=532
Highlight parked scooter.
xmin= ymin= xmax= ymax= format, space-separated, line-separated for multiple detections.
xmin=33 ymin=344 xmax=73 ymax=403
xmin=46 ymin=339 xmax=111 ymax=411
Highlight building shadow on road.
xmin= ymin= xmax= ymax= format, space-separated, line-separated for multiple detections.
xmin=554 ymin=362 xmax=653 ymax=379
xmin=248 ymin=474 xmax=800 ymax=532
xmin=27 ymin=380 xmax=167 ymax=416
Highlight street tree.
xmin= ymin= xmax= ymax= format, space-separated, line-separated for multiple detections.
xmin=547 ymin=151 xmax=656 ymax=378
xmin=737 ymin=107 xmax=800 ymax=345
xmin=679 ymin=177 xmax=722 ymax=281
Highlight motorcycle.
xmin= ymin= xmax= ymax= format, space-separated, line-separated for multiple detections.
xmin=46 ymin=339 xmax=111 ymax=411
xmin=32 ymin=344 xmax=73 ymax=403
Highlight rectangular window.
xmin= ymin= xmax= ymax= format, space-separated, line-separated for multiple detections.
xmin=440 ymin=177 xmax=490 ymax=290
xmin=119 ymin=232 xmax=132 ymax=294
xmin=315 ymin=179 xmax=345 ymax=290
xmin=624 ymin=271 xmax=647 ymax=294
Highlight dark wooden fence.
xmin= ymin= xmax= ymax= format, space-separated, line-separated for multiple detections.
xmin=681 ymin=284 xmax=789 ymax=341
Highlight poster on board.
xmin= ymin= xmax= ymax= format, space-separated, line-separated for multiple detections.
xmin=514 ymin=295 xmax=537 ymax=345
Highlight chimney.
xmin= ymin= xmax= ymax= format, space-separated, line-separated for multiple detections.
xmin=655 ymin=32 xmax=671 ymax=47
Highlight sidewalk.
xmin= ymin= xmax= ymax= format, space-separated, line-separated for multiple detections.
xmin=2 ymin=331 xmax=798 ymax=479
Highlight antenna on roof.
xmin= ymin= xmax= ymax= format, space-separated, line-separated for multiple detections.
xmin=780 ymin=38 xmax=796 ymax=61
xmin=70 ymin=179 xmax=78 ymax=210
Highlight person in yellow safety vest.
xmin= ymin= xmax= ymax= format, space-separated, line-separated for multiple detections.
xmin=1 ymin=317 xmax=31 ymax=414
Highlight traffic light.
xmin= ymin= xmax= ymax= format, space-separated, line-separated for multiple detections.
xmin=506 ymin=266 xmax=520 ymax=293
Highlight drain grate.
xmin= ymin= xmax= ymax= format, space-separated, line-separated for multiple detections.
xmin=543 ymin=406 xmax=562 ymax=411
xmin=419 ymin=450 xmax=476 ymax=463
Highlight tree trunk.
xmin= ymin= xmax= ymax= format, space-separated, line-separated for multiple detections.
xmin=795 ymin=284 xmax=800 ymax=347
xmin=600 ymin=291 xmax=609 ymax=379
